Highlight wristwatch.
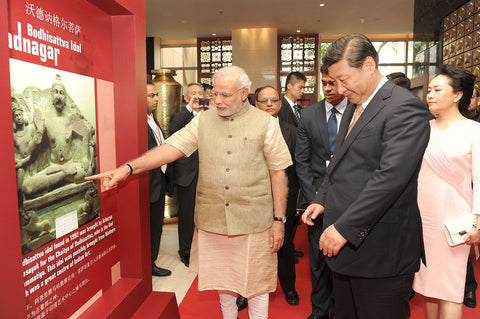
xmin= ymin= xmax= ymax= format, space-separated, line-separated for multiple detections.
xmin=474 ymin=219 xmax=480 ymax=231
xmin=273 ymin=216 xmax=286 ymax=223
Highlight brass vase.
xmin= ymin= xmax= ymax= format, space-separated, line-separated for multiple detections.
xmin=151 ymin=69 xmax=182 ymax=138
xmin=151 ymin=69 xmax=182 ymax=221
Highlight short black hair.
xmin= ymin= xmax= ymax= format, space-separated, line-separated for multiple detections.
xmin=202 ymin=83 xmax=213 ymax=91
xmin=285 ymin=72 xmax=307 ymax=90
xmin=254 ymin=85 xmax=279 ymax=101
xmin=322 ymin=33 xmax=379 ymax=69
xmin=320 ymin=64 xmax=329 ymax=75
xmin=387 ymin=72 xmax=411 ymax=89
xmin=436 ymin=64 xmax=475 ymax=117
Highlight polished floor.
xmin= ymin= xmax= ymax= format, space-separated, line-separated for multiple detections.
xmin=153 ymin=223 xmax=480 ymax=318
xmin=152 ymin=222 xmax=196 ymax=305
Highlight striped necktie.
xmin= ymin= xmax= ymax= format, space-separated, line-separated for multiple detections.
xmin=327 ymin=107 xmax=338 ymax=154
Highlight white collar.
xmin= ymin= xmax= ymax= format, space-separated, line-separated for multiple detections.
xmin=284 ymin=96 xmax=295 ymax=107
xmin=361 ymin=76 xmax=388 ymax=109
xmin=325 ymin=97 xmax=348 ymax=114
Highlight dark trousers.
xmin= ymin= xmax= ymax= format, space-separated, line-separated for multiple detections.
xmin=176 ymin=177 xmax=197 ymax=259
xmin=465 ymin=257 xmax=478 ymax=292
xmin=277 ymin=193 xmax=298 ymax=292
xmin=308 ymin=218 xmax=334 ymax=318
xmin=333 ymin=272 xmax=414 ymax=319
xmin=150 ymin=193 xmax=166 ymax=264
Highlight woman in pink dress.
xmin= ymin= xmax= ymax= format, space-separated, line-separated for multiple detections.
xmin=413 ymin=64 xmax=480 ymax=319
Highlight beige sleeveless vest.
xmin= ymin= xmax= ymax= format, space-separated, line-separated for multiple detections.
xmin=195 ymin=104 xmax=274 ymax=235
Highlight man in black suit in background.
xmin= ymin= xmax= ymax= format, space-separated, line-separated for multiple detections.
xmin=147 ymin=81 xmax=173 ymax=277
xmin=279 ymin=72 xmax=307 ymax=127
xmin=170 ymin=83 xmax=209 ymax=267
xmin=255 ymin=86 xmax=300 ymax=306
xmin=296 ymin=64 xmax=349 ymax=319
xmin=278 ymin=71 xmax=307 ymax=264
xmin=302 ymin=34 xmax=430 ymax=319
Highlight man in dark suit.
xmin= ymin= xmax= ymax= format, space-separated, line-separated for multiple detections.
xmin=255 ymin=85 xmax=300 ymax=306
xmin=147 ymin=81 xmax=173 ymax=277
xmin=302 ymin=34 xmax=430 ymax=319
xmin=278 ymin=71 xmax=307 ymax=264
xmin=170 ymin=83 xmax=208 ymax=267
xmin=279 ymin=72 xmax=307 ymax=127
xmin=296 ymin=64 xmax=349 ymax=319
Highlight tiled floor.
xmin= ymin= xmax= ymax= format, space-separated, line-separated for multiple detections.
xmin=152 ymin=222 xmax=196 ymax=305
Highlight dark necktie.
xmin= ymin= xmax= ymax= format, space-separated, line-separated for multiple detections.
xmin=327 ymin=107 xmax=338 ymax=154
xmin=293 ymin=104 xmax=301 ymax=121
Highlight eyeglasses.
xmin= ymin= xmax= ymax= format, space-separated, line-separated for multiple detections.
xmin=211 ymin=88 xmax=243 ymax=100
xmin=256 ymin=98 xmax=280 ymax=104
xmin=147 ymin=93 xmax=159 ymax=98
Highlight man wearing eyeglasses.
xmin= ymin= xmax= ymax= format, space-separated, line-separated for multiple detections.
xmin=146 ymin=81 xmax=173 ymax=277
xmin=256 ymin=86 xmax=300 ymax=307
xmin=87 ymin=66 xmax=291 ymax=319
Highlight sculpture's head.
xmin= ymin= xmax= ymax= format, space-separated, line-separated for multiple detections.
xmin=51 ymin=74 xmax=67 ymax=112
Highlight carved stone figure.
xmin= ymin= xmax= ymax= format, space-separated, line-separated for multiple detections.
xmin=21 ymin=74 xmax=96 ymax=197
xmin=12 ymin=73 xmax=99 ymax=253
xmin=12 ymin=96 xmax=43 ymax=193
xmin=21 ymin=210 xmax=51 ymax=240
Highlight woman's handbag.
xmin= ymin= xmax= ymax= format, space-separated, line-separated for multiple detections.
xmin=444 ymin=214 xmax=475 ymax=246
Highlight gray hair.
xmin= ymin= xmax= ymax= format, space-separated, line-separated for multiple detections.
xmin=183 ymin=83 xmax=203 ymax=96
xmin=212 ymin=65 xmax=251 ymax=91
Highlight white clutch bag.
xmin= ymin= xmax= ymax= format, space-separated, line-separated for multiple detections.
xmin=443 ymin=214 xmax=475 ymax=247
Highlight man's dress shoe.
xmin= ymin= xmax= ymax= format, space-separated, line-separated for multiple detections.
xmin=237 ymin=295 xmax=248 ymax=311
xmin=152 ymin=264 xmax=171 ymax=277
xmin=180 ymin=255 xmax=190 ymax=267
xmin=285 ymin=290 xmax=299 ymax=305
xmin=464 ymin=290 xmax=477 ymax=308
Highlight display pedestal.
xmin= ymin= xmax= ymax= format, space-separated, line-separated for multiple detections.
xmin=132 ymin=292 xmax=180 ymax=319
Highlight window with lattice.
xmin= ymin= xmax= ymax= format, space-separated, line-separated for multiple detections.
xmin=278 ymin=34 xmax=318 ymax=104
xmin=197 ymin=37 xmax=233 ymax=85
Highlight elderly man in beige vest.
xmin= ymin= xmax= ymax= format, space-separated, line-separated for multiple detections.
xmin=87 ymin=66 xmax=291 ymax=319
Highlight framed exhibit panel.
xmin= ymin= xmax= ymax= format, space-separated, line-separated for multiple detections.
xmin=1 ymin=0 xmax=179 ymax=318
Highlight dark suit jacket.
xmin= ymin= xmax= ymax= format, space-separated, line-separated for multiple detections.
xmin=315 ymin=79 xmax=430 ymax=278
xmin=295 ymin=99 xmax=351 ymax=207
xmin=169 ymin=107 xmax=199 ymax=187
xmin=279 ymin=97 xmax=299 ymax=127
xmin=148 ymin=117 xmax=172 ymax=202
xmin=279 ymin=120 xmax=299 ymax=200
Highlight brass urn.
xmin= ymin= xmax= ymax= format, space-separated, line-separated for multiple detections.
xmin=151 ymin=69 xmax=182 ymax=138
xmin=151 ymin=69 xmax=183 ymax=221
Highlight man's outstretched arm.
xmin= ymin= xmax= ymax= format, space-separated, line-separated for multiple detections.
xmin=86 ymin=143 xmax=185 ymax=189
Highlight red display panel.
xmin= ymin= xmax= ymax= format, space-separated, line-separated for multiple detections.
xmin=2 ymin=0 xmax=156 ymax=318
xmin=0 ymin=0 xmax=161 ymax=319
xmin=7 ymin=1 xmax=122 ymax=318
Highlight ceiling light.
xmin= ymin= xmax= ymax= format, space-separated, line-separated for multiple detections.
xmin=212 ymin=33 xmax=217 ymax=36
xmin=319 ymin=3 xmax=325 ymax=6
xmin=296 ymin=29 xmax=301 ymax=33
